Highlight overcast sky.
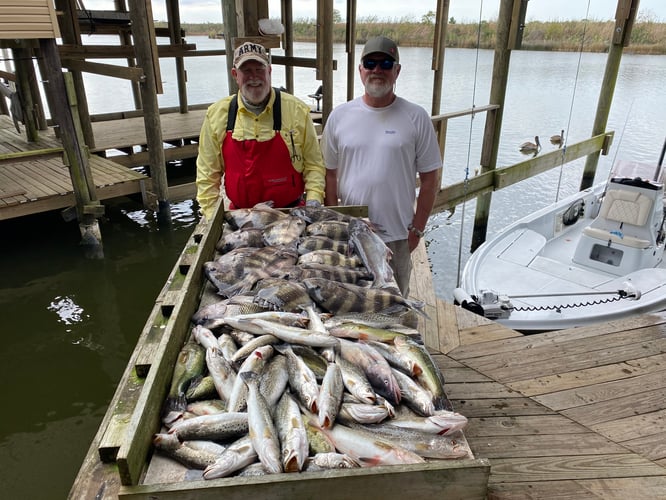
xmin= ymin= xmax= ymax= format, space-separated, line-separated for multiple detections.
xmin=82 ymin=1 xmax=665 ymax=24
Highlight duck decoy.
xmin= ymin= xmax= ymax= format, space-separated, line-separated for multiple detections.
xmin=550 ymin=129 xmax=564 ymax=147
xmin=519 ymin=136 xmax=541 ymax=154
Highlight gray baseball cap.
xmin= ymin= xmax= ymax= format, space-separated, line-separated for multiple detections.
xmin=361 ymin=36 xmax=399 ymax=63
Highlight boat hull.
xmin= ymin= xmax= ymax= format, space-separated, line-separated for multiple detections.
xmin=460 ymin=181 xmax=666 ymax=332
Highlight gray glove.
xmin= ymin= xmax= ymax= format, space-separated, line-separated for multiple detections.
xmin=306 ymin=199 xmax=322 ymax=208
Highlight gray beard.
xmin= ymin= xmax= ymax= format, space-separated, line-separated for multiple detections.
xmin=365 ymin=80 xmax=392 ymax=99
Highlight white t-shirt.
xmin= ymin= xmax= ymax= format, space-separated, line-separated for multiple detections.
xmin=321 ymin=96 xmax=442 ymax=242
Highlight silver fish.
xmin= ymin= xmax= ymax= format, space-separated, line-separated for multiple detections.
xmin=275 ymin=344 xmax=320 ymax=413
xmin=318 ymin=363 xmax=344 ymax=429
xmin=393 ymin=336 xmax=449 ymax=411
xmin=348 ymin=217 xmax=395 ymax=289
xmin=335 ymin=353 xmax=376 ymax=404
xmin=205 ymin=347 xmax=236 ymax=403
xmin=231 ymin=334 xmax=280 ymax=364
xmin=337 ymin=402 xmax=392 ymax=425
xmin=242 ymin=318 xmax=339 ymax=348
xmin=153 ymin=433 xmax=222 ymax=470
xmin=318 ymin=423 xmax=425 ymax=466
xmin=351 ymin=423 xmax=468 ymax=459
xmin=303 ymin=452 xmax=360 ymax=471
xmin=391 ymin=366 xmax=436 ymax=417
xmin=192 ymin=295 xmax=267 ymax=328
xmin=241 ymin=371 xmax=283 ymax=474
xmin=227 ymin=345 xmax=274 ymax=412
xmin=275 ymin=391 xmax=309 ymax=472
xmin=203 ymin=435 xmax=257 ymax=479
xmin=192 ymin=325 xmax=219 ymax=351
xmin=327 ymin=322 xmax=413 ymax=344
xmin=390 ymin=406 xmax=469 ymax=435
xmin=258 ymin=353 xmax=290 ymax=408
xmin=339 ymin=338 xmax=401 ymax=405
xmin=167 ymin=411 xmax=249 ymax=442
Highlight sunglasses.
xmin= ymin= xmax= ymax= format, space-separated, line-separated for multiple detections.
xmin=362 ymin=58 xmax=395 ymax=70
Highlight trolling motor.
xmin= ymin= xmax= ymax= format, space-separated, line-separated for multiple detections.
xmin=452 ymin=288 xmax=513 ymax=320
xmin=454 ymin=282 xmax=641 ymax=319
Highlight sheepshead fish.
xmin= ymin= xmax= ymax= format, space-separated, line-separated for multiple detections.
xmin=305 ymin=220 xmax=350 ymax=240
xmin=192 ymin=295 xmax=267 ymax=328
xmin=218 ymin=247 xmax=299 ymax=297
xmin=348 ymin=217 xmax=395 ymax=289
xmin=287 ymin=262 xmax=373 ymax=285
xmin=224 ymin=202 xmax=288 ymax=229
xmin=216 ymin=227 xmax=264 ymax=253
xmin=290 ymin=204 xmax=353 ymax=223
xmin=302 ymin=278 xmax=428 ymax=318
xmin=298 ymin=235 xmax=348 ymax=255
xmin=252 ymin=278 xmax=314 ymax=312
xmin=262 ymin=216 xmax=306 ymax=250
xmin=297 ymin=249 xmax=363 ymax=268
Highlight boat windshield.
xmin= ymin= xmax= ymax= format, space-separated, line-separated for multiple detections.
xmin=610 ymin=160 xmax=663 ymax=187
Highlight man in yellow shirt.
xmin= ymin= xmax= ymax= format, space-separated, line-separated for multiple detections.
xmin=196 ymin=42 xmax=325 ymax=220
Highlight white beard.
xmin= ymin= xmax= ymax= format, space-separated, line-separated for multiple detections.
xmin=364 ymin=78 xmax=392 ymax=99
xmin=242 ymin=81 xmax=270 ymax=105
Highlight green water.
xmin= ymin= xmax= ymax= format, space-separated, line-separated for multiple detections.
xmin=0 ymin=198 xmax=199 ymax=498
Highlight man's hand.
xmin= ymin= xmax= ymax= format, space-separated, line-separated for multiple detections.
xmin=306 ymin=199 xmax=322 ymax=208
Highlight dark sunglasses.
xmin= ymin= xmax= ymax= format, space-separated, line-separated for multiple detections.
xmin=362 ymin=58 xmax=395 ymax=70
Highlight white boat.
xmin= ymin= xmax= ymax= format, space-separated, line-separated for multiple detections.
xmin=454 ymin=157 xmax=666 ymax=333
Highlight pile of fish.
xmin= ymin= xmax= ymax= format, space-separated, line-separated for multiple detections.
xmin=153 ymin=202 xmax=469 ymax=480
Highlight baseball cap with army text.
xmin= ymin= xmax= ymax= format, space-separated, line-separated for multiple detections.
xmin=233 ymin=42 xmax=270 ymax=68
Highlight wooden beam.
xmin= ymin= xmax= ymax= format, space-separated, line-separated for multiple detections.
xmin=61 ymin=59 xmax=145 ymax=81
xmin=58 ymin=43 xmax=197 ymax=59
xmin=431 ymin=132 xmax=614 ymax=214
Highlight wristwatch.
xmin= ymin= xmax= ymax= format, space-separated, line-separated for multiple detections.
xmin=408 ymin=223 xmax=425 ymax=238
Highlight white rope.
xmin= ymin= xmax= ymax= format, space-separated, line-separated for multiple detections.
xmin=554 ymin=0 xmax=592 ymax=202
xmin=455 ymin=0 xmax=484 ymax=287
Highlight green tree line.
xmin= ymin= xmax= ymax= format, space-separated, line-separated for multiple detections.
xmin=172 ymin=17 xmax=666 ymax=55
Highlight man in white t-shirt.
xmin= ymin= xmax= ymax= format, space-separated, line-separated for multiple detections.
xmin=321 ymin=36 xmax=442 ymax=296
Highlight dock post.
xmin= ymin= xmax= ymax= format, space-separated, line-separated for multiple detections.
xmin=128 ymin=1 xmax=171 ymax=224
xmin=39 ymin=39 xmax=105 ymax=254
xmin=471 ymin=0 xmax=522 ymax=251
xmin=580 ymin=0 xmax=639 ymax=190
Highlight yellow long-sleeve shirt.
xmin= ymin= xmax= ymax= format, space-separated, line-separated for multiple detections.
xmin=196 ymin=88 xmax=325 ymax=220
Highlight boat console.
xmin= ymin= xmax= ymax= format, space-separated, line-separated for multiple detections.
xmin=573 ymin=161 xmax=665 ymax=275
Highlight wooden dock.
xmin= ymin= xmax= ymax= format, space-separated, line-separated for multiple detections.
xmin=68 ymin=217 xmax=666 ymax=498
xmin=0 ymin=114 xmax=147 ymax=220
xmin=409 ymin=243 xmax=666 ymax=498
xmin=1 ymin=107 xmax=326 ymax=222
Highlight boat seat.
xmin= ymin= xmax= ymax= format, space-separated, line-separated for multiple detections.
xmin=581 ymin=188 xmax=654 ymax=249
xmin=582 ymin=227 xmax=650 ymax=249
xmin=598 ymin=189 xmax=652 ymax=226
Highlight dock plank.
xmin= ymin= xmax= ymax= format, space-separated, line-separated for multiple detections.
xmin=488 ymin=477 xmax=666 ymax=500
xmin=534 ymin=370 xmax=666 ymax=411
